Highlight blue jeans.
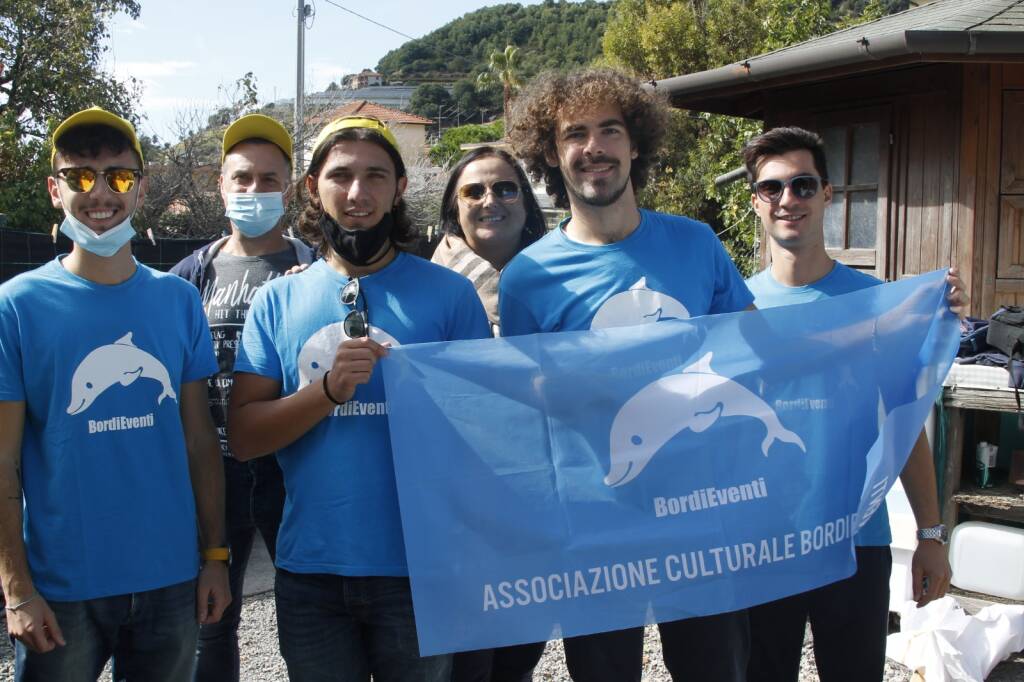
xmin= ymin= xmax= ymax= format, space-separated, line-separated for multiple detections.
xmin=194 ymin=455 xmax=284 ymax=682
xmin=14 ymin=578 xmax=198 ymax=682
xmin=275 ymin=569 xmax=452 ymax=682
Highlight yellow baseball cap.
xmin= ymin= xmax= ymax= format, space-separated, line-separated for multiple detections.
xmin=310 ymin=116 xmax=401 ymax=162
xmin=50 ymin=107 xmax=144 ymax=166
xmin=222 ymin=113 xmax=293 ymax=164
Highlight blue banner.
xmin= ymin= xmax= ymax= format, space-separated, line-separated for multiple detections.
xmin=381 ymin=269 xmax=959 ymax=656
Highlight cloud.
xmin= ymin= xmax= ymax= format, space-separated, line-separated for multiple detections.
xmin=113 ymin=61 xmax=197 ymax=81
xmin=309 ymin=61 xmax=355 ymax=91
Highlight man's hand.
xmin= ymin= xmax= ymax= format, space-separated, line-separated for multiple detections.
xmin=911 ymin=540 xmax=951 ymax=607
xmin=325 ymin=337 xmax=389 ymax=404
xmin=946 ymin=267 xmax=969 ymax=319
xmin=284 ymin=263 xmax=309 ymax=277
xmin=196 ymin=561 xmax=231 ymax=624
xmin=6 ymin=595 xmax=65 ymax=653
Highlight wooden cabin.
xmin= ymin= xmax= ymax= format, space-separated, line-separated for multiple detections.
xmin=653 ymin=0 xmax=1024 ymax=318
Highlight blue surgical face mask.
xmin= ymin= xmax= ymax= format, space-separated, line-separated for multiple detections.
xmin=224 ymin=192 xmax=285 ymax=238
xmin=59 ymin=211 xmax=137 ymax=258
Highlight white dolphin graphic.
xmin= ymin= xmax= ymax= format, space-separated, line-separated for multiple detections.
xmin=605 ymin=352 xmax=806 ymax=487
xmin=66 ymin=332 xmax=176 ymax=415
xmin=297 ymin=322 xmax=400 ymax=387
xmin=590 ymin=277 xmax=691 ymax=330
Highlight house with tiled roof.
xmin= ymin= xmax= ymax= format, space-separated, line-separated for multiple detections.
xmin=312 ymin=100 xmax=434 ymax=162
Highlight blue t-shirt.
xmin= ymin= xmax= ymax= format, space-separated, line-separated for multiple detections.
xmin=235 ymin=253 xmax=490 ymax=576
xmin=746 ymin=262 xmax=892 ymax=546
xmin=0 ymin=258 xmax=217 ymax=601
xmin=499 ymin=209 xmax=753 ymax=335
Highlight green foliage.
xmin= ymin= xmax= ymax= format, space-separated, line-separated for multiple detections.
xmin=0 ymin=0 xmax=142 ymax=232
xmin=409 ymin=84 xmax=455 ymax=120
xmin=376 ymin=1 xmax=611 ymax=83
xmin=428 ymin=121 xmax=505 ymax=167
xmin=604 ymin=0 xmax=899 ymax=276
xmin=452 ymin=80 xmax=497 ymax=123
xmin=478 ymin=45 xmax=523 ymax=124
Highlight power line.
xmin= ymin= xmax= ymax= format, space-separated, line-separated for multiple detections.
xmin=317 ymin=0 xmax=467 ymax=63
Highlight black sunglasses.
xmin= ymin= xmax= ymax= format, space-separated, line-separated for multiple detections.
xmin=340 ymin=277 xmax=369 ymax=338
xmin=457 ymin=181 xmax=520 ymax=204
xmin=56 ymin=167 xmax=142 ymax=194
xmin=752 ymin=175 xmax=824 ymax=203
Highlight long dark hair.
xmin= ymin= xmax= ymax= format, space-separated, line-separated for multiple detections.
xmin=438 ymin=147 xmax=547 ymax=249
xmin=297 ymin=127 xmax=417 ymax=255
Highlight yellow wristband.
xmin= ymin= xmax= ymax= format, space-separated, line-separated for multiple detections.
xmin=201 ymin=547 xmax=230 ymax=562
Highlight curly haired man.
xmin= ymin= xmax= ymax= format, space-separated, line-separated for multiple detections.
xmin=498 ymin=68 xmax=753 ymax=682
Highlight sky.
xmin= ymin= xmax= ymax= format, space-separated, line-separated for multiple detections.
xmin=103 ymin=0 xmax=548 ymax=142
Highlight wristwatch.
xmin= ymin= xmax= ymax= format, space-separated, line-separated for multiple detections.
xmin=916 ymin=524 xmax=948 ymax=545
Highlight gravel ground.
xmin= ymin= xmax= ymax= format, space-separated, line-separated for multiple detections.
xmin=3 ymin=592 xmax=1023 ymax=681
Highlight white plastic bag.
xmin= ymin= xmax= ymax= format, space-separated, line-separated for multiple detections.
xmin=886 ymin=596 xmax=1024 ymax=681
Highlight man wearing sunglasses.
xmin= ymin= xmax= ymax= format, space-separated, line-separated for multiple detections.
xmin=170 ymin=114 xmax=314 ymax=682
xmin=742 ymin=126 xmax=958 ymax=682
xmin=0 ymin=107 xmax=229 ymax=681
xmin=502 ymin=68 xmax=754 ymax=682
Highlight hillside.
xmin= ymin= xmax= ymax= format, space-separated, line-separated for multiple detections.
xmin=376 ymin=0 xmax=611 ymax=83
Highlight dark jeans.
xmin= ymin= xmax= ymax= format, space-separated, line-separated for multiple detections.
xmin=452 ymin=642 xmax=546 ymax=682
xmin=559 ymin=610 xmax=749 ymax=682
xmin=14 ymin=579 xmax=198 ymax=682
xmin=275 ymin=569 xmax=451 ymax=682
xmin=748 ymin=546 xmax=892 ymax=682
xmin=193 ymin=455 xmax=285 ymax=682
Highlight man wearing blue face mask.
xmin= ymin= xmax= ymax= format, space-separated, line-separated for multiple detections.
xmin=0 ymin=107 xmax=230 ymax=681
xmin=170 ymin=113 xmax=314 ymax=682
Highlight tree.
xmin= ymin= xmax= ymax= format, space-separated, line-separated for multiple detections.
xmin=0 ymin=0 xmax=142 ymax=232
xmin=452 ymin=79 xmax=500 ymax=123
xmin=428 ymin=121 xmax=504 ymax=167
xmin=477 ymin=44 xmax=523 ymax=126
xmin=409 ymin=84 xmax=455 ymax=122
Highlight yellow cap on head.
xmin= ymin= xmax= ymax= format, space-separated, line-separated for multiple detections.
xmin=310 ymin=116 xmax=401 ymax=163
xmin=51 ymin=107 xmax=144 ymax=166
xmin=222 ymin=113 xmax=293 ymax=164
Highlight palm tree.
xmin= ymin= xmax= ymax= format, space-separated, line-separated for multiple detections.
xmin=477 ymin=44 xmax=522 ymax=130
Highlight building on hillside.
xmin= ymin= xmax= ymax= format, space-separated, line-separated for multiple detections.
xmin=653 ymin=0 xmax=1024 ymax=318
xmin=310 ymin=100 xmax=434 ymax=163
xmin=345 ymin=69 xmax=384 ymax=89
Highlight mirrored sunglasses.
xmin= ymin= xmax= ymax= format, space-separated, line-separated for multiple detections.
xmin=457 ymin=181 xmax=520 ymax=204
xmin=340 ymin=277 xmax=369 ymax=338
xmin=753 ymin=175 xmax=823 ymax=203
xmin=56 ymin=167 xmax=142 ymax=194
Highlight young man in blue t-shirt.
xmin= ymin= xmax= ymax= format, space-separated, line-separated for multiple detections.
xmin=228 ymin=116 xmax=490 ymax=681
xmin=171 ymin=114 xmax=314 ymax=682
xmin=0 ymin=108 xmax=230 ymax=681
xmin=500 ymin=67 xmax=754 ymax=682
xmin=742 ymin=126 xmax=963 ymax=682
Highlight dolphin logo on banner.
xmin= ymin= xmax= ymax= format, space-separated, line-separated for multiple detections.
xmin=605 ymin=352 xmax=806 ymax=487
xmin=66 ymin=332 xmax=176 ymax=415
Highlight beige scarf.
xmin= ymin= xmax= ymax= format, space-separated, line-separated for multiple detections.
xmin=431 ymin=234 xmax=501 ymax=334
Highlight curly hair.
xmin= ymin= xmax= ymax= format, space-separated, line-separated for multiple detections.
xmin=297 ymin=127 xmax=416 ymax=256
xmin=438 ymin=147 xmax=547 ymax=248
xmin=507 ymin=67 xmax=669 ymax=210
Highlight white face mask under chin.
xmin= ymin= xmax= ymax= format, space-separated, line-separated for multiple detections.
xmin=59 ymin=211 xmax=138 ymax=258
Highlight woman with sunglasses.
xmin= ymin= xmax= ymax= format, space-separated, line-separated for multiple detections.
xmin=432 ymin=147 xmax=547 ymax=338
xmin=432 ymin=148 xmax=549 ymax=682
xmin=227 ymin=117 xmax=490 ymax=682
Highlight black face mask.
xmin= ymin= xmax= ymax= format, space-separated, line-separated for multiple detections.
xmin=318 ymin=210 xmax=394 ymax=266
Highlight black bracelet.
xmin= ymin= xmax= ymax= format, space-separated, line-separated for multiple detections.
xmin=322 ymin=370 xmax=344 ymax=405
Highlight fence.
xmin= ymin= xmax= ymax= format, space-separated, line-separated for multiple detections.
xmin=0 ymin=228 xmax=212 ymax=282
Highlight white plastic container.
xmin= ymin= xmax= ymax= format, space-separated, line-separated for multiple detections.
xmin=887 ymin=479 xmax=918 ymax=610
xmin=950 ymin=521 xmax=1024 ymax=600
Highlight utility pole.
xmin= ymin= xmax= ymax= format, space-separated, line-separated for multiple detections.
xmin=295 ymin=0 xmax=311 ymax=176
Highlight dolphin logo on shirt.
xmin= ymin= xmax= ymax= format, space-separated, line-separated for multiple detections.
xmin=605 ymin=352 xmax=806 ymax=487
xmin=297 ymin=322 xmax=400 ymax=387
xmin=66 ymin=332 xmax=176 ymax=415
xmin=590 ymin=277 xmax=690 ymax=330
